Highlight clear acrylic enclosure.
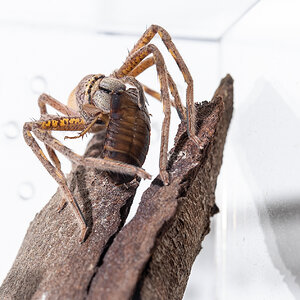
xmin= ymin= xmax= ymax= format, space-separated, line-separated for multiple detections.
xmin=0 ymin=1 xmax=299 ymax=299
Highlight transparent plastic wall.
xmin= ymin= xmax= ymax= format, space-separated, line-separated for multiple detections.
xmin=1 ymin=1 xmax=299 ymax=299
xmin=217 ymin=0 xmax=300 ymax=299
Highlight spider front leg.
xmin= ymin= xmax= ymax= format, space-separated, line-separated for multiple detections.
xmin=24 ymin=117 xmax=151 ymax=242
xmin=23 ymin=120 xmax=89 ymax=243
xmin=38 ymin=93 xmax=81 ymax=169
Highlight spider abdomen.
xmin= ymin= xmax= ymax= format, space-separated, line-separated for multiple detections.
xmin=102 ymin=89 xmax=151 ymax=183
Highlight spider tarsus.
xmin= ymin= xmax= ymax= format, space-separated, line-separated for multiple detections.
xmin=57 ymin=198 xmax=67 ymax=212
xmin=79 ymin=226 xmax=89 ymax=244
xmin=160 ymin=170 xmax=169 ymax=186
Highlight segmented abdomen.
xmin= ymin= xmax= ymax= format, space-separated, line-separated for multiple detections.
xmin=102 ymin=89 xmax=150 ymax=182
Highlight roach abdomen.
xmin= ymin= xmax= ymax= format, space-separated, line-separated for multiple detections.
xmin=103 ymin=89 xmax=150 ymax=183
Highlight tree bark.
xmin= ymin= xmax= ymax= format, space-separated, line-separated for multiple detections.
xmin=0 ymin=74 xmax=233 ymax=300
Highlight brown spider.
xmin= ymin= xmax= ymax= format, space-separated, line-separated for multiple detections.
xmin=23 ymin=25 xmax=202 ymax=243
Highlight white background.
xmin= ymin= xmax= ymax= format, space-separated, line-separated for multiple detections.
xmin=1 ymin=1 xmax=300 ymax=299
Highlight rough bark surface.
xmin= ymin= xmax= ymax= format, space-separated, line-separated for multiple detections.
xmin=0 ymin=74 xmax=233 ymax=300
xmin=137 ymin=74 xmax=233 ymax=300
xmin=0 ymin=131 xmax=140 ymax=300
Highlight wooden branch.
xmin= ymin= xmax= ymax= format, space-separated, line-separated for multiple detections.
xmin=0 ymin=75 xmax=233 ymax=300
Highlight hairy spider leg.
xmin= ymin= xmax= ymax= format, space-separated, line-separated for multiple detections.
xmin=38 ymin=93 xmax=80 ymax=116
xmin=127 ymin=56 xmax=186 ymax=120
xmin=38 ymin=93 xmax=81 ymax=169
xmin=32 ymin=126 xmax=151 ymax=180
xmin=124 ymin=57 xmax=164 ymax=102
xmin=116 ymin=24 xmax=202 ymax=148
xmin=23 ymin=118 xmax=151 ymax=241
xmin=23 ymin=119 xmax=88 ymax=243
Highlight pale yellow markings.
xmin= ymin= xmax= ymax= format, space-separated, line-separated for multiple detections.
xmin=42 ymin=120 xmax=51 ymax=129
xmin=39 ymin=149 xmax=48 ymax=160
xmin=52 ymin=120 xmax=58 ymax=127
xmin=26 ymin=131 xmax=32 ymax=137
xmin=59 ymin=118 xmax=69 ymax=127
xmin=74 ymin=118 xmax=81 ymax=124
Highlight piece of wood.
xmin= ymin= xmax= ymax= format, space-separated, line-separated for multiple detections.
xmin=0 ymin=74 xmax=233 ymax=300
xmin=88 ymin=74 xmax=233 ymax=300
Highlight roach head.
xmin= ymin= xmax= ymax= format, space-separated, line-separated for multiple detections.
xmin=76 ymin=75 xmax=127 ymax=118
xmin=92 ymin=77 xmax=126 ymax=114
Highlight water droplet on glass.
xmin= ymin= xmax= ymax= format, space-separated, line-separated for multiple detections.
xmin=3 ymin=121 xmax=19 ymax=139
xmin=18 ymin=182 xmax=35 ymax=200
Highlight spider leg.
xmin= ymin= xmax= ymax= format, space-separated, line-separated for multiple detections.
xmin=23 ymin=120 xmax=88 ymax=243
xmin=127 ymin=56 xmax=186 ymax=120
xmin=27 ymin=120 xmax=151 ymax=181
xmin=127 ymin=57 xmax=154 ymax=77
xmin=38 ymin=93 xmax=80 ymax=116
xmin=38 ymin=93 xmax=81 ymax=169
xmin=26 ymin=115 xmax=91 ymax=215
xmin=114 ymin=44 xmax=172 ymax=184
xmin=142 ymin=84 xmax=161 ymax=102
xmin=116 ymin=24 xmax=201 ymax=147
xmin=24 ymin=116 xmax=151 ymax=241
